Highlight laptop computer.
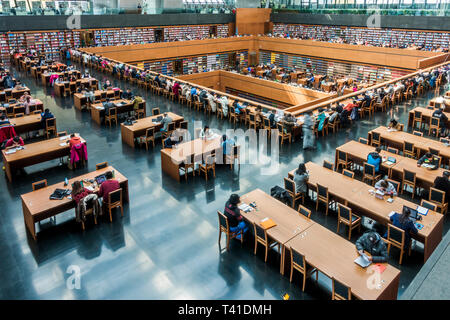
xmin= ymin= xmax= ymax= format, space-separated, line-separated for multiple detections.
xmin=95 ymin=174 xmax=107 ymax=185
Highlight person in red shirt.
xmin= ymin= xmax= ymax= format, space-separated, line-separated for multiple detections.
xmin=97 ymin=171 xmax=120 ymax=205
xmin=68 ymin=133 xmax=81 ymax=148
xmin=5 ymin=136 xmax=24 ymax=148
xmin=344 ymin=100 xmax=358 ymax=112
xmin=71 ymin=180 xmax=92 ymax=204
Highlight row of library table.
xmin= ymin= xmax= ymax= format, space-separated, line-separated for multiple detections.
xmin=1 ymin=135 xmax=85 ymax=183
xmin=0 ymin=87 xmax=31 ymax=101
xmin=21 ymin=166 xmax=129 ymax=240
xmin=238 ymin=188 xmax=400 ymax=300
xmin=428 ymin=96 xmax=450 ymax=112
xmin=288 ymin=162 xmax=443 ymax=263
xmin=54 ymin=77 xmax=98 ymax=97
xmin=9 ymin=113 xmax=44 ymax=135
xmin=336 ymin=140 xmax=446 ymax=188
xmin=41 ymin=70 xmax=80 ymax=86
xmin=74 ymin=89 xmax=121 ymax=110
xmin=90 ymin=99 xmax=145 ymax=125
xmin=160 ymin=136 xmax=222 ymax=182
xmin=368 ymin=126 xmax=450 ymax=165
xmin=0 ymin=99 xmax=43 ymax=115
xmin=407 ymin=106 xmax=450 ymax=129
xmin=121 ymin=112 xmax=183 ymax=148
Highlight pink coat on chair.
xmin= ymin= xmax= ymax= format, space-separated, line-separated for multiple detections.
xmin=70 ymin=143 xmax=88 ymax=166
xmin=0 ymin=126 xmax=16 ymax=144
xmin=49 ymin=74 xmax=59 ymax=86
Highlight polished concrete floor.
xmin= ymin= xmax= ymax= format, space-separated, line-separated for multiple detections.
xmin=0 ymin=61 xmax=448 ymax=300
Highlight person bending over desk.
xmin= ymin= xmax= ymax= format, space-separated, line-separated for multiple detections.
xmin=374 ymin=179 xmax=397 ymax=196
xmin=387 ymin=118 xmax=402 ymax=131
xmin=160 ymin=113 xmax=172 ymax=132
xmin=0 ymin=114 xmax=10 ymax=126
xmin=355 ymin=231 xmax=388 ymax=263
xmin=121 ymin=88 xmax=134 ymax=100
xmin=5 ymin=136 xmax=24 ymax=148
xmin=417 ymin=152 xmax=439 ymax=170
xmin=224 ymin=194 xmax=248 ymax=240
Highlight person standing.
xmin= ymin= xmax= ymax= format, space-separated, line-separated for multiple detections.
xmin=302 ymin=112 xmax=315 ymax=150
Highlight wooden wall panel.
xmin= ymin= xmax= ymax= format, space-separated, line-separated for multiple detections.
xmin=235 ymin=8 xmax=271 ymax=36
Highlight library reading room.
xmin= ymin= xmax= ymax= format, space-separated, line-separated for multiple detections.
xmin=0 ymin=0 xmax=449 ymax=304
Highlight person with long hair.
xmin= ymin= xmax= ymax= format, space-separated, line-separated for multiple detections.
xmin=224 ymin=194 xmax=248 ymax=240
xmin=386 ymin=207 xmax=418 ymax=249
xmin=71 ymin=180 xmax=92 ymax=205
xmin=293 ymin=163 xmax=309 ymax=197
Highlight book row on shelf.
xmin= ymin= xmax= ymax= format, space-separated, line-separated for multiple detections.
xmin=272 ymin=24 xmax=450 ymax=49
xmin=225 ymin=87 xmax=286 ymax=109
xmin=259 ymin=50 xmax=410 ymax=84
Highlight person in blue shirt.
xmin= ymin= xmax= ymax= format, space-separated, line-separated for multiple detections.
xmin=385 ymin=207 xmax=418 ymax=249
xmin=367 ymin=147 xmax=382 ymax=173
xmin=190 ymin=87 xmax=197 ymax=98
xmin=268 ymin=110 xmax=277 ymax=128
xmin=233 ymin=101 xmax=245 ymax=114
xmin=40 ymin=108 xmax=54 ymax=128
xmin=221 ymin=134 xmax=235 ymax=163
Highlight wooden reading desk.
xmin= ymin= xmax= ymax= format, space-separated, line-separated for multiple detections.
xmin=407 ymin=107 xmax=450 ymax=129
xmin=21 ymin=166 xmax=128 ymax=240
xmin=121 ymin=112 xmax=183 ymax=148
xmin=90 ymin=99 xmax=145 ymax=125
xmin=2 ymin=135 xmax=86 ymax=183
xmin=160 ymin=135 xmax=222 ymax=182
xmin=74 ymin=89 xmax=121 ymax=110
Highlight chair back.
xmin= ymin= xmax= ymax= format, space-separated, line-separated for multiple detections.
xmin=167 ymin=122 xmax=176 ymax=132
xmin=217 ymin=210 xmax=229 ymax=231
xmin=363 ymin=163 xmax=375 ymax=177
xmin=290 ymin=248 xmax=305 ymax=269
xmin=146 ymin=127 xmax=155 ymax=138
xmin=46 ymin=117 xmax=56 ymax=128
xmin=403 ymin=169 xmax=416 ymax=184
xmin=263 ymin=117 xmax=270 ymax=128
xmin=372 ymin=131 xmax=381 ymax=143
xmin=332 ymin=278 xmax=351 ymax=300
xmin=298 ymin=205 xmax=311 ymax=219
xmin=343 ymin=169 xmax=354 ymax=179
xmin=317 ymin=184 xmax=328 ymax=199
xmin=403 ymin=141 xmax=414 ymax=153
xmin=338 ymin=204 xmax=351 ymax=221
xmin=429 ymin=148 xmax=439 ymax=156
xmin=108 ymin=188 xmax=122 ymax=206
xmin=109 ymin=107 xmax=117 ymax=116
xmin=179 ymin=121 xmax=188 ymax=129
xmin=32 ymin=180 xmax=47 ymax=191
xmin=429 ymin=187 xmax=445 ymax=205
xmin=359 ymin=137 xmax=368 ymax=145
xmin=323 ymin=160 xmax=333 ymax=170
xmin=284 ymin=177 xmax=296 ymax=194
xmin=387 ymin=147 xmax=398 ymax=154
xmin=249 ymin=113 xmax=255 ymax=122
xmin=254 ymin=223 xmax=267 ymax=242
xmin=338 ymin=150 xmax=347 ymax=162
xmin=414 ymin=110 xmax=422 ymax=119
xmin=96 ymin=162 xmax=108 ymax=170
xmin=420 ymin=200 xmax=437 ymax=211
xmin=430 ymin=117 xmax=440 ymax=127
xmin=277 ymin=122 xmax=284 ymax=134
xmin=387 ymin=224 xmax=405 ymax=247
xmin=152 ymin=108 xmax=160 ymax=115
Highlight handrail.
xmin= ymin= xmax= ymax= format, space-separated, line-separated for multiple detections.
xmin=78 ymin=49 xmax=281 ymax=113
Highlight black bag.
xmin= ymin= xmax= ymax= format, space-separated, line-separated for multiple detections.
xmin=270 ymin=185 xmax=293 ymax=206
xmin=49 ymin=189 xmax=70 ymax=200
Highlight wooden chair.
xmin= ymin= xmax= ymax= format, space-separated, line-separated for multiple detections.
xmin=374 ymin=96 xmax=388 ymax=113
xmin=439 ymin=137 xmax=449 ymax=144
xmin=80 ymin=198 xmax=98 ymax=231
xmin=194 ymin=95 xmax=203 ymax=111
xmin=342 ymin=169 xmax=354 ymax=179
xmin=386 ymin=224 xmax=409 ymax=265
xmin=140 ymin=128 xmax=155 ymax=150
xmin=248 ymin=113 xmax=258 ymax=130
xmin=316 ymin=184 xmax=331 ymax=215
xmin=152 ymin=107 xmax=160 ymax=116
xmin=402 ymin=169 xmax=417 ymax=199
xmin=253 ymin=222 xmax=280 ymax=263
xmin=420 ymin=199 xmax=437 ymax=212
xmin=217 ymin=210 xmax=243 ymax=251
xmin=178 ymin=121 xmax=188 ymax=130
xmin=284 ymin=177 xmax=305 ymax=209
xmin=332 ymin=278 xmax=351 ymax=300
xmin=96 ymin=162 xmax=108 ymax=170
xmin=199 ymin=154 xmax=216 ymax=181
xmin=297 ymin=205 xmax=311 ymax=219
xmin=105 ymin=107 xmax=117 ymax=127
xmin=289 ymin=247 xmax=318 ymax=292
xmin=262 ymin=117 xmax=272 ymax=137
xmin=428 ymin=147 xmax=440 ymax=157
xmin=327 ymin=114 xmax=340 ymax=133
xmin=225 ymin=145 xmax=240 ymax=170
xmin=229 ymin=107 xmax=239 ymax=126
xmin=403 ymin=141 xmax=416 ymax=159
xmin=136 ymin=102 xmax=145 ymax=119
xmin=336 ymin=150 xmax=353 ymax=172
xmin=362 ymin=163 xmax=381 ymax=186
xmin=429 ymin=187 xmax=448 ymax=214
xmin=63 ymin=82 xmax=71 ymax=97
xmin=32 ymin=179 xmax=47 ymax=191
xmin=162 ymin=122 xmax=176 ymax=140
xmin=45 ymin=118 xmax=57 ymax=138
xmin=337 ymin=203 xmax=361 ymax=240
xmin=387 ymin=147 xmax=399 ymax=154
xmin=428 ymin=117 xmax=440 ymax=137
xmin=358 ymin=137 xmax=368 ymax=145
xmin=412 ymin=110 xmax=423 ymax=131
xmin=106 ymin=188 xmax=123 ymax=222
xmin=412 ymin=131 xmax=423 ymax=137
xmin=277 ymin=123 xmax=292 ymax=145
xmin=371 ymin=131 xmax=382 ymax=148
xmin=323 ymin=160 xmax=334 ymax=170
xmin=180 ymin=154 xmax=196 ymax=181
xmin=386 ymin=179 xmax=401 ymax=194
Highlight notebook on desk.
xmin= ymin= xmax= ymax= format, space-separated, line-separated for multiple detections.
xmin=354 ymin=254 xmax=372 ymax=268
xmin=260 ymin=218 xmax=276 ymax=230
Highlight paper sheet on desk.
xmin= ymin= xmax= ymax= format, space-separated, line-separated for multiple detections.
xmin=354 ymin=254 xmax=372 ymax=268
xmin=4 ymin=149 xmax=17 ymax=154
xmin=417 ymin=206 xmax=428 ymax=216
xmin=238 ymin=203 xmax=253 ymax=213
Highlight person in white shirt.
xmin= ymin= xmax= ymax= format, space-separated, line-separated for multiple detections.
xmin=199 ymin=125 xmax=213 ymax=139
xmin=375 ymin=179 xmax=398 ymax=197
xmin=219 ymin=95 xmax=228 ymax=117
xmin=206 ymin=92 xmax=216 ymax=113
